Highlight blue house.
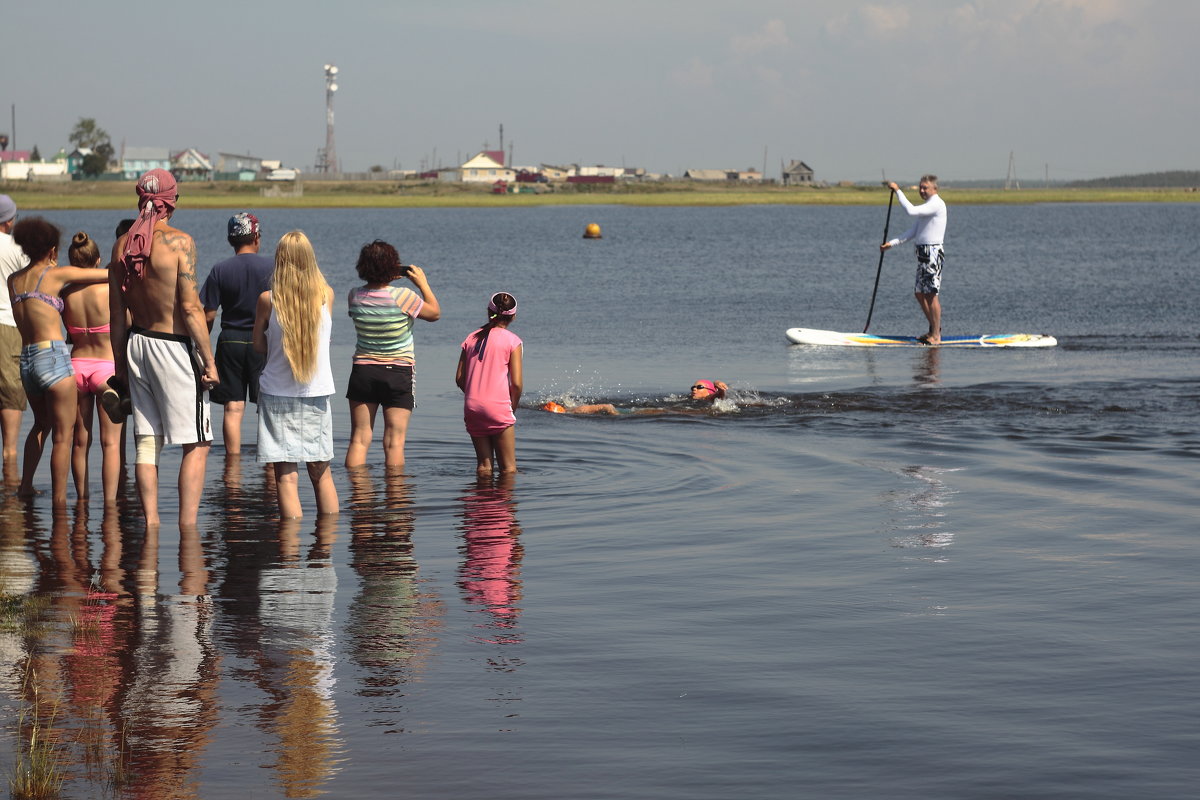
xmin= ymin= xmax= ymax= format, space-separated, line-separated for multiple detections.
xmin=120 ymin=146 xmax=171 ymax=180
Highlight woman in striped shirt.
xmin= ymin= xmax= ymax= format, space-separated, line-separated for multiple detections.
xmin=344 ymin=240 xmax=440 ymax=470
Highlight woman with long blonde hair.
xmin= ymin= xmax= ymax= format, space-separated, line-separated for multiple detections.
xmin=252 ymin=231 xmax=337 ymax=517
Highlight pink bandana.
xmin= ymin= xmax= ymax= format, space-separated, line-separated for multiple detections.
xmin=121 ymin=169 xmax=178 ymax=290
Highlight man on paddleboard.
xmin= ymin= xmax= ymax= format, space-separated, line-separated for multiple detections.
xmin=880 ymin=175 xmax=947 ymax=345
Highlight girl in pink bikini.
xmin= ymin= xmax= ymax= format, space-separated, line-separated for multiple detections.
xmin=62 ymin=231 xmax=124 ymax=504
xmin=455 ymin=292 xmax=523 ymax=477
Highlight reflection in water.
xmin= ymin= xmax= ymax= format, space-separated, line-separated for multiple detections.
xmin=456 ymin=475 xmax=525 ymax=726
xmin=0 ymin=486 xmax=38 ymax=696
xmin=258 ymin=517 xmax=343 ymax=797
xmin=213 ymin=466 xmax=345 ymax=800
xmin=883 ymin=464 xmax=959 ymax=556
xmin=457 ymin=475 xmax=524 ymax=644
xmin=0 ymin=497 xmax=223 ymax=799
xmin=914 ymin=347 xmax=941 ymax=386
xmin=117 ymin=522 xmax=220 ymax=798
xmin=346 ymin=469 xmax=441 ymax=731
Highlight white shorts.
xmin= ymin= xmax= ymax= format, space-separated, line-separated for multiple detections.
xmin=127 ymin=327 xmax=212 ymax=445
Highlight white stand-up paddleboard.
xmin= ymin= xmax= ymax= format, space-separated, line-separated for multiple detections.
xmin=785 ymin=328 xmax=1057 ymax=348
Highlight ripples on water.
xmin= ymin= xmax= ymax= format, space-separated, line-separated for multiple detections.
xmin=1 ymin=204 xmax=1197 ymax=799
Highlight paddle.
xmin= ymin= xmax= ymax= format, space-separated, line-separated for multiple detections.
xmin=863 ymin=185 xmax=895 ymax=333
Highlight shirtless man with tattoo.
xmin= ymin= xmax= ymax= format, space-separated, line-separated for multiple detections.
xmin=110 ymin=169 xmax=219 ymax=526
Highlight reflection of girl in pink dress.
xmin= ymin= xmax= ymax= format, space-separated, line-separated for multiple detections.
xmin=459 ymin=479 xmax=523 ymax=633
xmin=455 ymin=293 xmax=523 ymax=477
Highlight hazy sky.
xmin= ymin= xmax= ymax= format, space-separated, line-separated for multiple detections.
xmin=4 ymin=0 xmax=1195 ymax=182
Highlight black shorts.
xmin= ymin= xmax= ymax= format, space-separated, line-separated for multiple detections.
xmin=345 ymin=363 xmax=415 ymax=410
xmin=210 ymin=333 xmax=264 ymax=405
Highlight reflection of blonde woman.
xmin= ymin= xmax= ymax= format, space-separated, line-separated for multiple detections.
xmin=252 ymin=231 xmax=338 ymax=518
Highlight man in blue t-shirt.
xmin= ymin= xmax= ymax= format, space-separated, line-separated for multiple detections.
xmin=201 ymin=212 xmax=273 ymax=455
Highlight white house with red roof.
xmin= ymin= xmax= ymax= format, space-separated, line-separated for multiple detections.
xmin=442 ymin=150 xmax=515 ymax=184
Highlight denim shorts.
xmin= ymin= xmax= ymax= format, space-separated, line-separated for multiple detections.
xmin=20 ymin=340 xmax=74 ymax=396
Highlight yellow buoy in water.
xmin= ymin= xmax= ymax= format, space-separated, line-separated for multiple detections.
xmin=583 ymin=222 xmax=602 ymax=239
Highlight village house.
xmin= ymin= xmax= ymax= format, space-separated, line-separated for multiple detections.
xmin=539 ymin=165 xmax=572 ymax=182
xmin=216 ymin=153 xmax=270 ymax=181
xmin=782 ymin=160 xmax=815 ymax=186
xmin=444 ymin=150 xmax=516 ymax=184
xmin=685 ymin=168 xmax=763 ymax=182
xmin=66 ymin=148 xmax=93 ymax=176
xmin=120 ymin=146 xmax=172 ymax=180
xmin=1 ymin=149 xmax=69 ymax=181
xmin=172 ymin=148 xmax=214 ymax=181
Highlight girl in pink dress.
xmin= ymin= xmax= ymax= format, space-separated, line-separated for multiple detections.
xmin=455 ymin=292 xmax=523 ymax=477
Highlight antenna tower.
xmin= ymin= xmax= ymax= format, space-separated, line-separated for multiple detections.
xmin=319 ymin=64 xmax=339 ymax=173
xmin=1005 ymin=151 xmax=1020 ymax=190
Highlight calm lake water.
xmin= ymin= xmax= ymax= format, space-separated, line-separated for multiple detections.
xmin=1 ymin=201 xmax=1197 ymax=799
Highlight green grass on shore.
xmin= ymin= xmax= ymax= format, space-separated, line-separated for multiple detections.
xmin=4 ymin=179 xmax=1198 ymax=210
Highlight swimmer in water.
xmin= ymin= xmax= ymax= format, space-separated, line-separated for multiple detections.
xmin=541 ymin=379 xmax=728 ymax=415
xmin=689 ymin=379 xmax=727 ymax=402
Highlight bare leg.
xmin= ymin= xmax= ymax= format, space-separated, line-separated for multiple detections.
xmin=471 ymin=434 xmax=495 ymax=477
xmin=177 ymin=441 xmax=211 ymax=526
xmin=915 ymin=292 xmax=942 ymax=345
xmin=221 ymin=400 xmax=245 ymax=455
xmin=18 ymin=394 xmax=49 ymax=496
xmin=344 ymin=400 xmax=378 ymax=468
xmin=72 ymin=392 xmax=93 ymax=499
xmin=307 ymin=460 xmax=339 ymax=514
xmin=273 ymin=462 xmax=302 ymax=519
xmin=381 ymin=406 xmax=413 ymax=470
xmin=2 ymin=408 xmax=23 ymax=461
xmin=136 ymin=462 xmax=160 ymax=526
xmin=97 ymin=403 xmax=124 ymax=505
xmin=493 ymin=425 xmax=517 ymax=474
xmin=47 ymin=376 xmax=80 ymax=506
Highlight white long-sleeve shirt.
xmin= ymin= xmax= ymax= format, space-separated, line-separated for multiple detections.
xmin=889 ymin=191 xmax=947 ymax=246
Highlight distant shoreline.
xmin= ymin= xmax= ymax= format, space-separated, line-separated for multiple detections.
xmin=5 ymin=180 xmax=1197 ymax=210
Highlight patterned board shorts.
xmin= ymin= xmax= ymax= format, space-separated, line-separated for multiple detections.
xmin=914 ymin=244 xmax=945 ymax=295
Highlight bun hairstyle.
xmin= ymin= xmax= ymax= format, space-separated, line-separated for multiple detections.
xmin=487 ymin=291 xmax=517 ymax=319
xmin=68 ymin=231 xmax=102 ymax=267
xmin=469 ymin=291 xmax=518 ymax=360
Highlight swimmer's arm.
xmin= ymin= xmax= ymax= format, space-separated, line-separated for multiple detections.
xmin=508 ymin=345 xmax=523 ymax=407
xmin=571 ymin=403 xmax=619 ymax=415
xmin=175 ymin=235 xmax=218 ymax=384
xmin=454 ymin=350 xmax=467 ymax=393
xmin=252 ymin=291 xmax=272 ymax=355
